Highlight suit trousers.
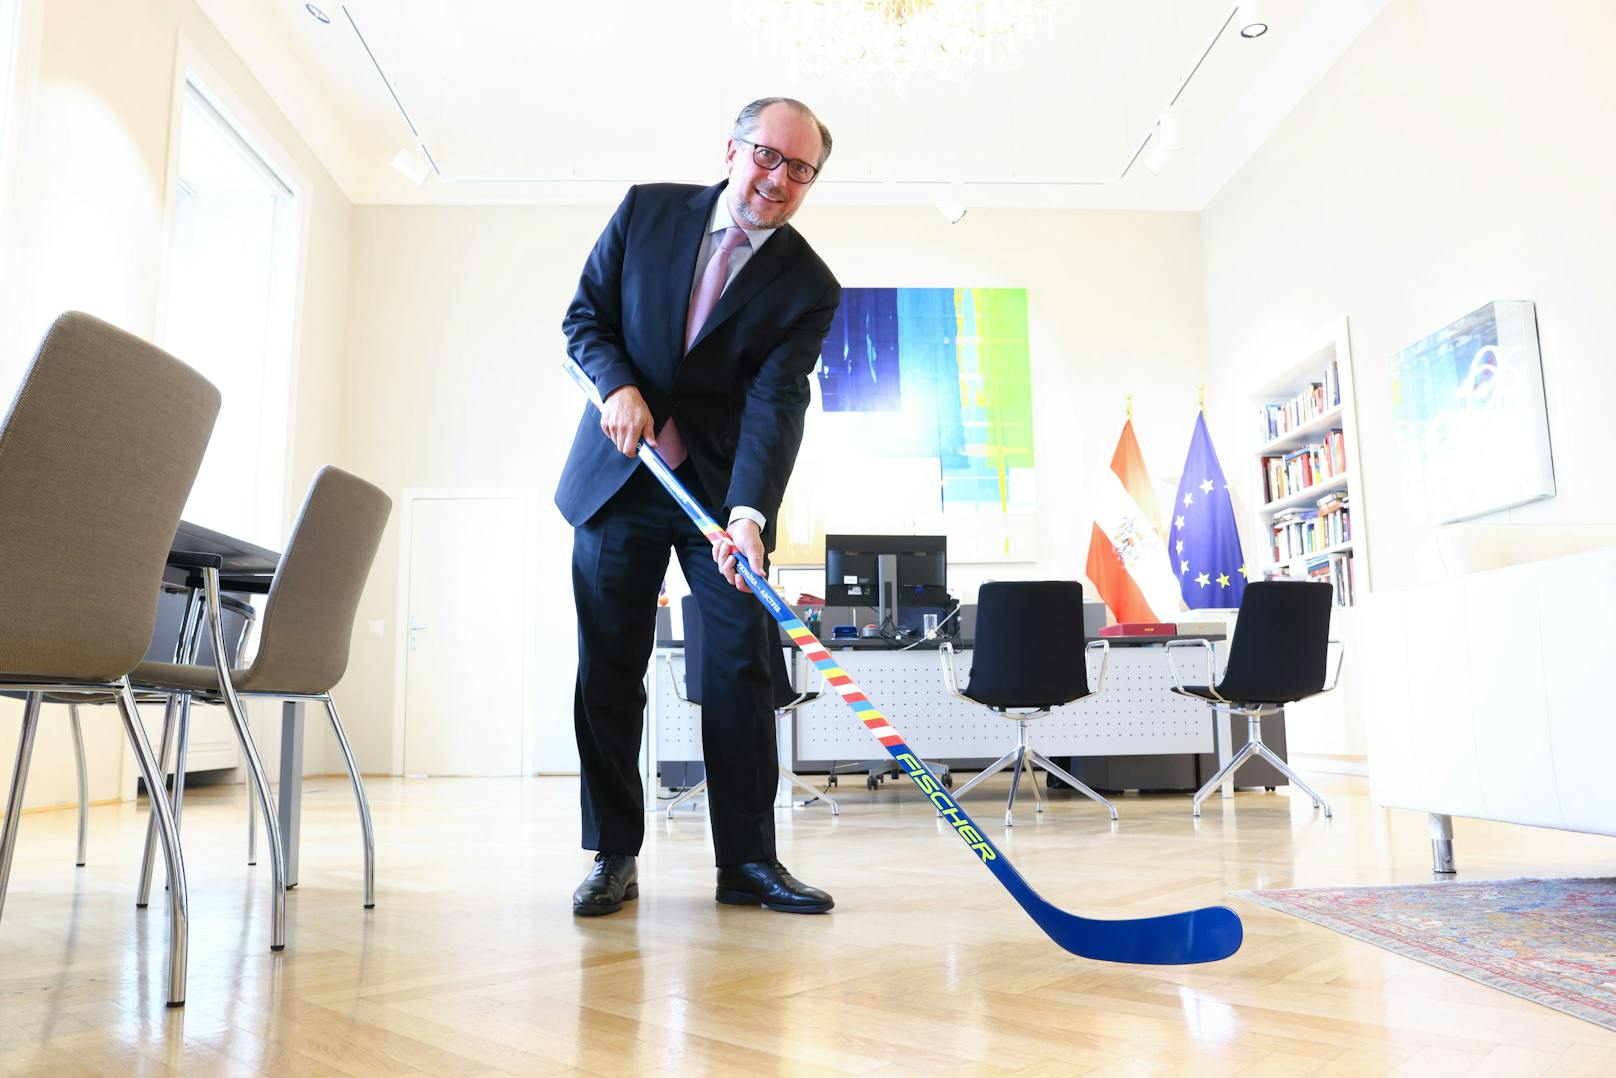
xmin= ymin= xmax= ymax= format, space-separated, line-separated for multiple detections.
xmin=571 ymin=464 xmax=778 ymax=866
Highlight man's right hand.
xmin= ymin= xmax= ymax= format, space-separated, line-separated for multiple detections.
xmin=599 ymin=385 xmax=656 ymax=457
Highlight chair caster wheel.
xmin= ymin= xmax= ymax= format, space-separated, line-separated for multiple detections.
xmin=866 ymin=776 xmax=878 ymax=790
xmin=942 ymin=773 xmax=954 ymax=788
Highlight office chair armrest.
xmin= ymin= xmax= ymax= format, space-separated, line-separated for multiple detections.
xmin=663 ymin=652 xmax=692 ymax=704
xmin=1165 ymin=638 xmax=1227 ymax=702
xmin=166 ymin=549 xmax=225 ymax=571
xmin=938 ymin=641 xmax=969 ymax=702
xmin=1323 ymin=639 xmax=1345 ymax=692
xmin=1085 ymin=639 xmax=1111 ymax=693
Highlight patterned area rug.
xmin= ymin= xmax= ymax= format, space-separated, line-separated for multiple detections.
xmin=1233 ymin=877 xmax=1616 ymax=1031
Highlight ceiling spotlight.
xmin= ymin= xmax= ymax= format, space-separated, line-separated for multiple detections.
xmin=1155 ymin=109 xmax=1184 ymax=153
xmin=304 ymin=3 xmax=331 ymax=24
xmin=1237 ymin=0 xmax=1268 ymax=38
xmin=933 ymin=181 xmax=968 ymax=225
xmin=391 ymin=146 xmax=431 ymax=186
xmin=1141 ymin=138 xmax=1174 ymax=176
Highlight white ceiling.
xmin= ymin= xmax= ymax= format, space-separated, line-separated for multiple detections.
xmin=197 ymin=0 xmax=1391 ymax=210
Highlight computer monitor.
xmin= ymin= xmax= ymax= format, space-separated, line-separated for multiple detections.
xmin=824 ymin=534 xmax=949 ymax=635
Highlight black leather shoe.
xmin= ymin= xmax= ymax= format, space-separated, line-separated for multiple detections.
xmin=716 ymin=860 xmax=834 ymax=914
xmin=572 ymin=853 xmax=637 ymax=916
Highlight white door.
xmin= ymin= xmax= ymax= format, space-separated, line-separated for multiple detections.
xmin=403 ymin=497 xmax=527 ymax=776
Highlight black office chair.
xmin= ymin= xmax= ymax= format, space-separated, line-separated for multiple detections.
xmin=1165 ymin=579 xmax=1341 ymax=818
xmin=663 ymin=596 xmax=838 ymax=817
xmin=938 ymin=581 xmax=1117 ymax=827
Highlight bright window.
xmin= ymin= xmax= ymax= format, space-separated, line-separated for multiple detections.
xmin=164 ymin=80 xmax=299 ymax=548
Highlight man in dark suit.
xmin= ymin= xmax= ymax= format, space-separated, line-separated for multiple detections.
xmin=556 ymin=98 xmax=841 ymax=917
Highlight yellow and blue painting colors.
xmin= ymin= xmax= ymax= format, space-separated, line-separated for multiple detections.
xmin=776 ymin=287 xmax=1036 ymax=565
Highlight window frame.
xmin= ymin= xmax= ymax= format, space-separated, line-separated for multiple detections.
xmin=156 ymin=36 xmax=314 ymax=547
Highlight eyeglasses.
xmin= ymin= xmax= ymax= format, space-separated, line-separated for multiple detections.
xmin=736 ymin=139 xmax=820 ymax=185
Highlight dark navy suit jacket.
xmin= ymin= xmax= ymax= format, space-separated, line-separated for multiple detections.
xmin=555 ymin=181 xmax=840 ymax=551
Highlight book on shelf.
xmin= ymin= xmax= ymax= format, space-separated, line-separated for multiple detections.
xmin=1316 ymin=492 xmax=1352 ymax=548
xmin=1259 ymin=428 xmax=1349 ymax=504
xmin=1256 ymin=358 xmax=1343 ymax=442
xmin=1270 ymin=549 xmax=1355 ymax=606
xmin=1268 ymin=494 xmax=1354 ymax=563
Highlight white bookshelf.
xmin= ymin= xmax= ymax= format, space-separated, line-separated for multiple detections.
xmin=1248 ymin=318 xmax=1371 ymax=603
xmin=1244 ymin=317 xmax=1371 ymax=762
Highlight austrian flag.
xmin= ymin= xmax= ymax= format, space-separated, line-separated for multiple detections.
xmin=1084 ymin=420 xmax=1183 ymax=624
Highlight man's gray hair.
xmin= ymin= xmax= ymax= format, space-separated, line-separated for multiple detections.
xmin=732 ymin=97 xmax=833 ymax=168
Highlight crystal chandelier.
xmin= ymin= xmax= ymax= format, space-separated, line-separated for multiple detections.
xmin=737 ymin=0 xmax=1055 ymax=79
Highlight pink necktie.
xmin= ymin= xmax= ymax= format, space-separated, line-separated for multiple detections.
xmin=658 ymin=226 xmax=748 ymax=468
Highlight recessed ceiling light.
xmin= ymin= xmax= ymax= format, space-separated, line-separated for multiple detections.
xmin=305 ymin=3 xmax=331 ymax=24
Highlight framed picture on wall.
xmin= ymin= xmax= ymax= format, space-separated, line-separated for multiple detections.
xmin=774 ymin=286 xmax=1038 ymax=566
xmin=1390 ymin=299 xmax=1555 ymax=524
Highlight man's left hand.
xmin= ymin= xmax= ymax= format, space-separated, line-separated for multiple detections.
xmin=713 ymin=518 xmax=765 ymax=593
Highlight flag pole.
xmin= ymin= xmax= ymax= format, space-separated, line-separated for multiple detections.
xmin=1125 ymin=393 xmax=1133 ymax=422
xmin=1198 ymin=384 xmax=1206 ymax=411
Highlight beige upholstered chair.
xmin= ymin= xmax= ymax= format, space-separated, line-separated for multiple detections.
xmin=36 ymin=584 xmax=254 ymax=871
xmin=130 ymin=466 xmax=392 ymax=950
xmin=0 ymin=311 xmax=221 ymax=1008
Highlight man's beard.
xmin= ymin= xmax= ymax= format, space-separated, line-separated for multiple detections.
xmin=730 ymin=182 xmax=792 ymax=228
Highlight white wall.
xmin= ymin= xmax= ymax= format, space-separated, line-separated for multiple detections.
xmin=0 ymin=0 xmax=353 ymax=810
xmin=336 ymin=201 xmax=1214 ymax=774
xmin=1201 ymin=0 xmax=1616 ymax=594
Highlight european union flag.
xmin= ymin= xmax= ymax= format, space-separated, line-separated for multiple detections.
xmin=1169 ymin=412 xmax=1248 ymax=608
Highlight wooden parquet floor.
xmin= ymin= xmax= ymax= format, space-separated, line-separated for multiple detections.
xmin=3 ymin=772 xmax=1616 ymax=1076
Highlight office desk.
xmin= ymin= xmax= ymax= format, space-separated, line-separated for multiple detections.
xmin=172 ymin=519 xmax=279 ymax=575
xmin=641 ymin=633 xmax=1236 ymax=811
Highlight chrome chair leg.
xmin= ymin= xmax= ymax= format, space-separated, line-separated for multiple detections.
xmin=238 ymin=615 xmax=259 ymax=867
xmin=0 ymin=693 xmax=43 ymax=924
xmin=666 ymin=779 xmax=708 ymax=818
xmin=1004 ymin=746 xmax=1027 ymax=828
xmin=1191 ymin=740 xmax=1257 ymax=817
xmin=779 ymin=766 xmax=839 ymax=815
xmin=115 ymin=681 xmax=187 ymax=1006
xmin=1253 ymin=742 xmax=1332 ymax=817
xmin=137 ymin=693 xmax=182 ymax=908
xmin=323 ymin=695 xmax=376 ymax=908
xmin=950 ymin=746 xmax=1018 ymax=803
xmin=69 ymin=702 xmax=88 ymax=867
xmin=1030 ymin=749 xmax=1119 ymax=821
xmin=172 ymin=693 xmax=192 ymax=833
xmin=1025 ymin=751 xmax=1044 ymax=814
xmin=204 ymin=568 xmax=286 ymax=951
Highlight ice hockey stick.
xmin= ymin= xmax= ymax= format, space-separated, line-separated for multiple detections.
xmin=564 ymin=357 xmax=1243 ymax=964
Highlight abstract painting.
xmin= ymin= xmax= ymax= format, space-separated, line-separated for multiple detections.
xmin=1391 ymin=300 xmax=1555 ymax=524
xmin=775 ymin=287 xmax=1036 ymax=565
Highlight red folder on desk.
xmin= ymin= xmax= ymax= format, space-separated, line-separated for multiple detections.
xmin=1098 ymin=622 xmax=1176 ymax=637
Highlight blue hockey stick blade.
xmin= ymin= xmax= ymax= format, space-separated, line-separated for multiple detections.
xmin=1017 ymin=882 xmax=1244 ymax=964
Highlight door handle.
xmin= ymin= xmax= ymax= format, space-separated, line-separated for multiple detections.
xmin=409 ymin=617 xmax=427 ymax=651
